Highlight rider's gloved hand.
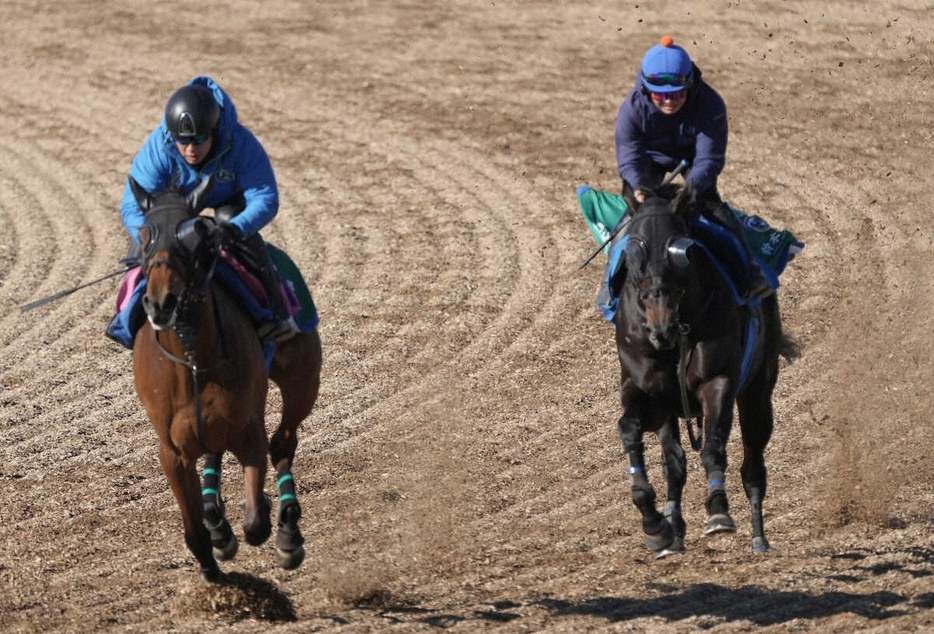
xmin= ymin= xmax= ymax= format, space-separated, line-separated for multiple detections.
xmin=209 ymin=221 xmax=242 ymax=249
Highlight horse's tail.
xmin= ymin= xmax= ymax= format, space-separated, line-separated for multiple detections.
xmin=761 ymin=293 xmax=799 ymax=363
xmin=778 ymin=331 xmax=800 ymax=363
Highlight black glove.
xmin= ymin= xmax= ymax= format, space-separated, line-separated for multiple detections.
xmin=208 ymin=221 xmax=242 ymax=249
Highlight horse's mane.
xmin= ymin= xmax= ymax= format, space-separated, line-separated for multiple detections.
xmin=623 ymin=181 xmax=699 ymax=218
xmin=644 ymin=182 xmax=697 ymax=216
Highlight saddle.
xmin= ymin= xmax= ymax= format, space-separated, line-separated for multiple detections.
xmin=105 ymin=245 xmax=318 ymax=351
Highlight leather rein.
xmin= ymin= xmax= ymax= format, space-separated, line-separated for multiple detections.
xmin=145 ymin=252 xmax=220 ymax=453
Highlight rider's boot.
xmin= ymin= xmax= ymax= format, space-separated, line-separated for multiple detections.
xmin=255 ymin=261 xmax=299 ymax=342
xmin=239 ymin=235 xmax=299 ymax=342
xmin=710 ymin=202 xmax=773 ymax=300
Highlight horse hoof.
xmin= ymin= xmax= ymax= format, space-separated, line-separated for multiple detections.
xmin=243 ymin=495 xmax=273 ymax=546
xmin=276 ymin=545 xmax=306 ymax=570
xmin=207 ymin=518 xmax=239 ymax=561
xmin=200 ymin=563 xmax=225 ymax=584
xmin=654 ymin=536 xmax=686 ymax=559
xmin=751 ymin=536 xmax=771 ymax=553
xmin=704 ymin=514 xmax=737 ymax=535
xmin=212 ymin=533 xmax=239 ymax=561
xmin=644 ymin=522 xmax=675 ymax=552
xmin=244 ymin=519 xmax=272 ymax=547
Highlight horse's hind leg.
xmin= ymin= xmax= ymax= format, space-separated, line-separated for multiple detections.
xmin=272 ymin=459 xmax=305 ymax=570
xmin=735 ymin=297 xmax=783 ymax=552
xmin=159 ymin=444 xmax=222 ymax=582
xmin=269 ymin=331 xmax=321 ymax=570
xmin=736 ymin=378 xmax=777 ymax=552
xmin=657 ymin=420 xmax=687 ymax=555
xmin=618 ymin=414 xmax=674 ymax=553
xmin=269 ymin=418 xmax=308 ymax=570
xmin=237 ymin=422 xmax=272 ymax=547
xmin=201 ymin=453 xmax=238 ymax=561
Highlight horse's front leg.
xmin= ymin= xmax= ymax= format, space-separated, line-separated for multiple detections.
xmin=159 ymin=444 xmax=222 ymax=582
xmin=697 ymin=376 xmax=738 ymax=535
xmin=201 ymin=453 xmax=238 ymax=561
xmin=618 ymin=395 xmax=674 ymax=553
xmin=657 ymin=419 xmax=687 ymax=555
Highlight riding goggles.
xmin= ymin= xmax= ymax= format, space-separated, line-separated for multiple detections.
xmin=642 ymin=72 xmax=688 ymax=87
xmin=174 ymin=134 xmax=211 ymax=146
xmin=651 ymin=89 xmax=687 ymax=102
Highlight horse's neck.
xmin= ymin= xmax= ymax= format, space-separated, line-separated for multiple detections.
xmin=682 ymin=260 xmax=739 ymax=330
xmin=170 ymin=288 xmax=221 ymax=364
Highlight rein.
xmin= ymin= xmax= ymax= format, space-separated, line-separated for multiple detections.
xmin=148 ymin=255 xmax=220 ymax=454
xmin=155 ymin=329 xmax=209 ymax=453
xmin=675 ymin=277 xmax=716 ymax=452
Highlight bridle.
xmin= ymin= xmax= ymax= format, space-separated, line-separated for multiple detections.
xmin=140 ymin=215 xmax=220 ymax=454
xmin=626 ymin=206 xmax=709 ymax=450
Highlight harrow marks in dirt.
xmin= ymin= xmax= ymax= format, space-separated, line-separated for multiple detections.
xmin=2 ymin=1 xmax=934 ymax=632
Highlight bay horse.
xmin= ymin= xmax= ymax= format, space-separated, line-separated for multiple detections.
xmin=611 ymin=183 xmax=795 ymax=556
xmin=129 ymin=175 xmax=322 ymax=582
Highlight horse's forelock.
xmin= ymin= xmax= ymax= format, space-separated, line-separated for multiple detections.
xmin=147 ymin=190 xmax=195 ymax=221
xmin=142 ymin=191 xmax=198 ymax=254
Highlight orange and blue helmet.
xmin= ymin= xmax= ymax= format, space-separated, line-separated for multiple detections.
xmin=640 ymin=35 xmax=694 ymax=94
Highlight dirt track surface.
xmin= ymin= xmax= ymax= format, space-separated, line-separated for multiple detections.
xmin=2 ymin=1 xmax=934 ymax=632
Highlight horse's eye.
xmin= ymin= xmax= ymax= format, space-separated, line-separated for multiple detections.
xmin=625 ymin=239 xmax=647 ymax=273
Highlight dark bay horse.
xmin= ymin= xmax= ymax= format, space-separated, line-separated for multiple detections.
xmin=130 ymin=176 xmax=322 ymax=582
xmin=611 ymin=183 xmax=795 ymax=556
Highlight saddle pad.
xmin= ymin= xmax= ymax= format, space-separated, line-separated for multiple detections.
xmin=577 ymin=185 xmax=803 ymax=275
xmin=106 ymin=245 xmax=319 ymax=350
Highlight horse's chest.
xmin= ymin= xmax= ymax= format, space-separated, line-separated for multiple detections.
xmin=623 ymin=355 xmax=680 ymax=397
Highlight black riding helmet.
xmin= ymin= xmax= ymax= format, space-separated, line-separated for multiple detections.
xmin=164 ymin=84 xmax=220 ymax=141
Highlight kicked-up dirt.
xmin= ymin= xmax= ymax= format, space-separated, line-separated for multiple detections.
xmin=1 ymin=1 xmax=933 ymax=631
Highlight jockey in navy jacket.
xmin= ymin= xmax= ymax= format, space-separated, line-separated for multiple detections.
xmin=614 ymin=65 xmax=727 ymax=201
xmin=612 ymin=36 xmax=771 ymax=299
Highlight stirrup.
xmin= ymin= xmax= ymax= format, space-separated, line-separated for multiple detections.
xmin=593 ymin=283 xmax=611 ymax=311
xmin=258 ymin=316 xmax=300 ymax=342
xmin=747 ymin=274 xmax=774 ymax=300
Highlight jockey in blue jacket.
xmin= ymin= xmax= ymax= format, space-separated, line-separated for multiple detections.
xmin=615 ymin=36 xmax=770 ymax=299
xmin=119 ymin=75 xmax=297 ymax=340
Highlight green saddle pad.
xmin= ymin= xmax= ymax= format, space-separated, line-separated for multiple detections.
xmin=267 ymin=242 xmax=318 ymax=328
xmin=577 ymin=185 xmax=802 ymax=274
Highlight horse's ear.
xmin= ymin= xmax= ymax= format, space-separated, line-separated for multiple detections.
xmin=129 ymin=177 xmax=153 ymax=213
xmin=622 ymin=181 xmax=639 ymax=213
xmin=187 ymin=174 xmax=215 ymax=213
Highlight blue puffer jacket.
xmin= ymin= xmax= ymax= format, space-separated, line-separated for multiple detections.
xmin=119 ymin=75 xmax=278 ymax=242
